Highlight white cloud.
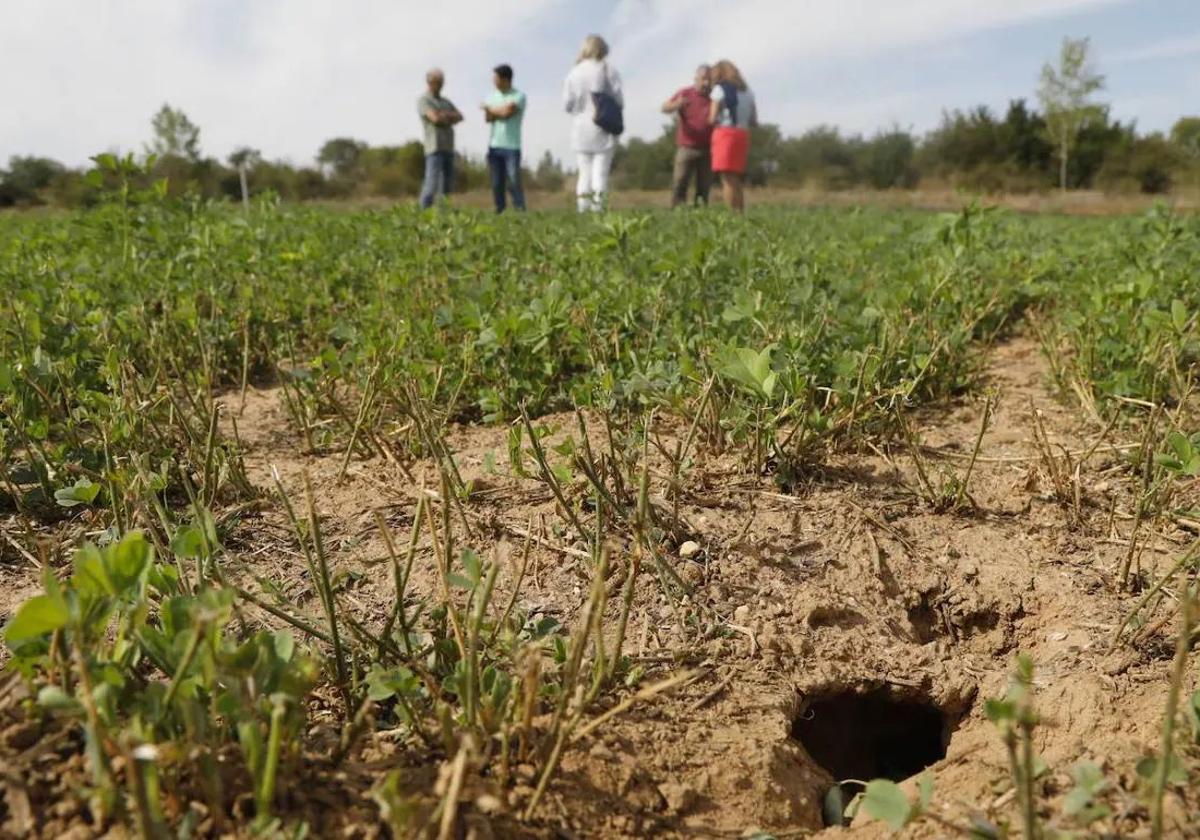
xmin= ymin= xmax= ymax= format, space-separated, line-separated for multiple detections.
xmin=604 ymin=0 xmax=1130 ymax=147
xmin=0 ymin=0 xmax=1135 ymax=169
xmin=1 ymin=0 xmax=559 ymax=166
xmin=1107 ymin=33 xmax=1200 ymax=64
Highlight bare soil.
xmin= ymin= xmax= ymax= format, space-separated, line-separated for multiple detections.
xmin=3 ymin=335 xmax=1197 ymax=838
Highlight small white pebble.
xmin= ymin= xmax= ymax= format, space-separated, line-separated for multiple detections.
xmin=678 ymin=540 xmax=701 ymax=559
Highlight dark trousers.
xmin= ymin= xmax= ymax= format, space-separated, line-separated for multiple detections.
xmin=487 ymin=147 xmax=526 ymax=213
xmin=671 ymin=146 xmax=711 ymax=208
xmin=420 ymin=152 xmax=454 ymax=209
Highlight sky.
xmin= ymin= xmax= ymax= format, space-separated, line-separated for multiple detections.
xmin=4 ymin=0 xmax=1200 ymax=170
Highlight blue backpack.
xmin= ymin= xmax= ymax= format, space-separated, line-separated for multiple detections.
xmin=717 ymin=81 xmax=739 ymax=126
xmin=591 ymin=63 xmax=624 ymax=136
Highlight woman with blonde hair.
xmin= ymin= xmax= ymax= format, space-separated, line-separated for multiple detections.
xmin=563 ymin=34 xmax=624 ymax=212
xmin=708 ymin=59 xmax=757 ymax=212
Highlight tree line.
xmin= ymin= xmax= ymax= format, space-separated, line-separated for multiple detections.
xmin=4 ymin=37 xmax=1200 ymax=208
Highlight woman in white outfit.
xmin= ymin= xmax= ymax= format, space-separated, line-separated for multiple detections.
xmin=563 ymin=34 xmax=623 ymax=212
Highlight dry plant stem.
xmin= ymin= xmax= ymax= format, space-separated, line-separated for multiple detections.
xmin=519 ymin=402 xmax=588 ymax=543
xmin=375 ymin=499 xmax=426 ymax=655
xmin=1151 ymin=575 xmax=1193 ymax=840
xmin=125 ymin=740 xmax=168 ymax=840
xmin=234 ymin=585 xmax=333 ymax=644
xmin=608 ymin=552 xmax=642 ymax=683
xmin=338 ymin=360 xmax=382 ymax=481
xmin=303 ymin=473 xmax=353 ymax=716
xmin=955 ymin=394 xmax=993 ymax=509
xmin=436 ymin=739 xmax=471 ymax=840
xmin=1110 ymin=539 xmax=1199 ymax=650
xmin=272 ymin=468 xmax=352 ymax=715
xmin=489 ymin=526 xmax=533 ymax=647
xmin=72 ymin=631 xmax=114 ymax=827
xmin=425 ymin=475 xmax=468 ymax=660
xmin=572 ymin=669 xmax=697 ymax=742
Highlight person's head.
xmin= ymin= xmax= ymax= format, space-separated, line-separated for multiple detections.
xmin=577 ymin=34 xmax=609 ymax=63
xmin=426 ymin=68 xmax=444 ymax=95
xmin=493 ymin=63 xmax=513 ymax=92
xmin=694 ymin=63 xmax=712 ymax=95
xmin=711 ymin=59 xmax=747 ymax=91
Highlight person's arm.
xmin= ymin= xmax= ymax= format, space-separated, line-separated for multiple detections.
xmin=661 ymin=89 xmax=684 ymax=114
xmin=708 ymin=85 xmax=723 ymax=126
xmin=484 ymin=102 xmax=519 ymax=119
xmin=563 ymin=73 xmax=577 ymax=114
xmin=443 ymin=101 xmax=464 ymax=125
xmin=749 ymin=100 xmax=759 ymax=129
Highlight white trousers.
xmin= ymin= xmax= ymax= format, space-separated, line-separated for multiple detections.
xmin=575 ymin=149 xmax=614 ymax=212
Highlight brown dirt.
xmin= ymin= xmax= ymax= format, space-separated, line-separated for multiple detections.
xmin=3 ymin=334 xmax=1197 ymax=838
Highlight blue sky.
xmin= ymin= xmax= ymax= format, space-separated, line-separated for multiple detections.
xmin=4 ymin=0 xmax=1199 ymax=169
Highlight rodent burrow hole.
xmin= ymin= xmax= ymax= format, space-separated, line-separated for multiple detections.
xmin=791 ymin=685 xmax=965 ymax=826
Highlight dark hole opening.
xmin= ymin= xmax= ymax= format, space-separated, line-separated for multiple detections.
xmin=792 ymin=687 xmax=952 ymax=785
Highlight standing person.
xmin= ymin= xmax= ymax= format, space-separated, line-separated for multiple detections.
xmin=563 ymin=34 xmax=623 ymax=212
xmin=708 ymin=60 xmax=757 ymax=212
xmin=417 ymin=68 xmax=463 ymax=209
xmin=482 ymin=63 xmax=527 ymax=213
xmin=662 ymin=64 xmax=713 ymax=208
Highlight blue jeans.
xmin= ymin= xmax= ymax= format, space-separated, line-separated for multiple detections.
xmin=487 ymin=147 xmax=526 ymax=213
xmin=420 ymin=152 xmax=454 ymax=209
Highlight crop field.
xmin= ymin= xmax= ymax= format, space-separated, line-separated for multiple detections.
xmin=1 ymin=170 xmax=1199 ymax=838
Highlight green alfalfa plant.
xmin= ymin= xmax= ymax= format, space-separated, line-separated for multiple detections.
xmin=895 ymin=395 xmax=993 ymax=514
xmin=986 ymin=655 xmax=1043 ymax=839
xmin=3 ymin=530 xmax=319 ymax=833
xmin=714 ymin=343 xmax=781 ymax=474
xmin=1148 ymin=573 xmax=1194 ymax=840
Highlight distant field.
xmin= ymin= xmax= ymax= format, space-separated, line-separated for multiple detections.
xmin=1 ymin=197 xmax=1198 ymax=837
xmin=338 ymin=185 xmax=1200 ymax=216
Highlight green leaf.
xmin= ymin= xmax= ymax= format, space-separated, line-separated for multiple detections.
xmin=822 ymin=785 xmax=849 ymax=827
xmin=171 ymin=525 xmax=207 ymax=558
xmin=1135 ymin=754 xmax=1188 ymax=784
xmin=461 ymin=549 xmax=481 ymax=584
xmin=860 ymin=779 xmax=913 ymax=831
xmin=110 ymin=531 xmax=151 ymax=593
xmin=54 ymin=478 xmax=101 ymax=508
xmin=446 ymin=573 xmax=475 ymax=590
xmin=1171 ymin=298 xmax=1188 ymax=332
xmin=4 ymin=593 xmax=69 ymax=642
xmin=917 ymin=772 xmax=934 ymax=811
xmin=37 ymin=685 xmax=82 ymax=713
xmin=273 ymin=630 xmax=295 ymax=663
xmin=985 ymin=698 xmax=1015 ymax=723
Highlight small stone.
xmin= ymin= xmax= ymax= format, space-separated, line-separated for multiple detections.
xmin=733 ymin=605 xmax=751 ymax=625
xmin=681 ymin=565 xmax=703 ymax=586
xmin=475 ymin=793 xmax=503 ymax=814
xmin=678 ymin=540 xmax=701 ymax=559
xmin=658 ymin=782 xmax=696 ymax=813
xmin=590 ymin=742 xmax=615 ymax=760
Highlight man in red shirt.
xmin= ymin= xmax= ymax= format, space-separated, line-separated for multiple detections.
xmin=662 ymin=65 xmax=713 ymax=208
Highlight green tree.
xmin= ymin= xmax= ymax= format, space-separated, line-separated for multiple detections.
xmin=1170 ymin=117 xmax=1200 ymax=157
xmin=228 ymin=147 xmax=262 ymax=208
xmin=148 ymin=104 xmax=201 ymax=161
xmin=316 ymin=138 xmax=367 ymax=179
xmin=1037 ymin=37 xmax=1105 ymax=191
xmin=747 ymin=123 xmax=784 ymax=186
xmin=534 ymin=150 xmax=565 ymax=191
xmin=859 ymin=128 xmax=918 ymax=189
xmin=0 ymin=156 xmax=65 ymax=205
